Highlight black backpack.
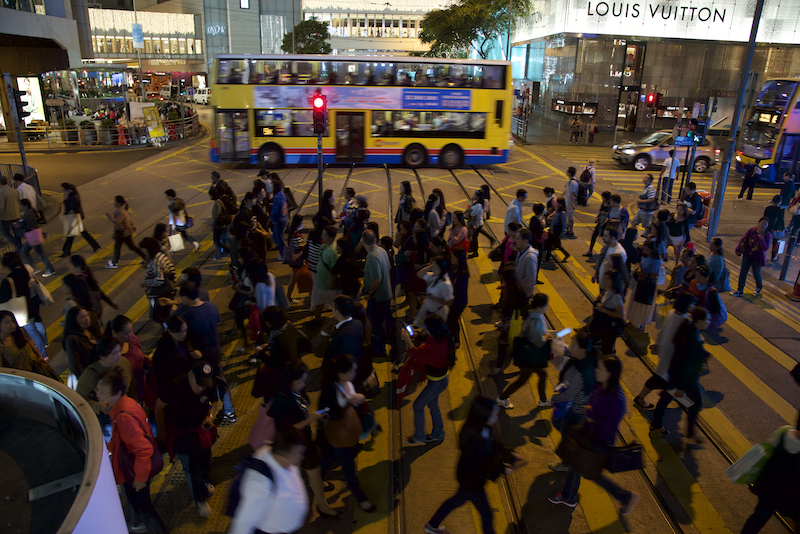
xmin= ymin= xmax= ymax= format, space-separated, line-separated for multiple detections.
xmin=225 ymin=456 xmax=276 ymax=517
xmin=579 ymin=166 xmax=592 ymax=183
xmin=215 ymin=202 xmax=232 ymax=226
xmin=577 ymin=183 xmax=589 ymax=206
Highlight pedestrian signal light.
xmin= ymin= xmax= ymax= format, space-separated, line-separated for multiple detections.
xmin=312 ymin=91 xmax=327 ymax=135
xmin=655 ymin=92 xmax=662 ymax=108
xmin=11 ymin=88 xmax=31 ymax=120
xmin=645 ymin=93 xmax=655 ymax=108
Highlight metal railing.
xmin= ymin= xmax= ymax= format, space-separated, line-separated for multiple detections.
xmin=8 ymin=115 xmax=200 ymax=149
xmin=0 ymin=163 xmax=41 ymax=195
xmin=512 ymin=116 xmax=528 ymax=140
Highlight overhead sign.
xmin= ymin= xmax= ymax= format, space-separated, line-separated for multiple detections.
xmin=514 ymin=0 xmax=800 ymax=45
xmin=45 ymin=98 xmax=65 ymax=106
xmin=131 ymin=23 xmax=144 ymax=49
xmin=675 ymin=136 xmax=694 ymax=146
xmin=253 ymin=86 xmax=472 ymax=111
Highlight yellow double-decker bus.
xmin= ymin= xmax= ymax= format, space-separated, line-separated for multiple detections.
xmin=736 ymin=78 xmax=800 ymax=184
xmin=209 ymin=55 xmax=512 ymax=169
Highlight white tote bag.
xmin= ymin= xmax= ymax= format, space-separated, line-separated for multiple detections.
xmin=168 ymin=233 xmax=185 ymax=253
xmin=0 ymin=278 xmax=29 ymax=326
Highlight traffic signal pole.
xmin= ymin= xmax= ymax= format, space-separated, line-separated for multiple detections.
xmin=4 ymin=73 xmax=29 ymax=175
xmin=707 ymin=0 xmax=765 ymax=239
xmin=317 ymin=134 xmax=323 ymax=201
xmin=312 ymin=90 xmax=327 ymax=204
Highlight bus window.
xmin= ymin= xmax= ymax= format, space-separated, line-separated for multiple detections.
xmin=373 ymin=111 xmax=486 ymax=137
xmin=256 ymin=109 xmax=323 ymax=137
xmin=755 ymin=80 xmax=798 ymax=110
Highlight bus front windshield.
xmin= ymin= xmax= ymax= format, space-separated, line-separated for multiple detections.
xmin=754 ymin=80 xmax=798 ymax=110
xmin=741 ymin=108 xmax=781 ymax=155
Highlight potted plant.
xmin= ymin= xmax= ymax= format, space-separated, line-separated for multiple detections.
xmin=99 ymin=117 xmax=117 ymax=145
xmin=57 ymin=118 xmax=78 ymax=143
xmin=79 ymin=120 xmax=97 ymax=145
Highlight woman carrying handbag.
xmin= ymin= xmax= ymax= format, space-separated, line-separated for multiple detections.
xmin=549 ymin=355 xmax=640 ymax=516
xmin=60 ymin=183 xmax=101 ymax=257
xmin=318 ymin=353 xmax=376 ymax=513
xmin=489 ymin=265 xmax=528 ymax=377
xmin=99 ymin=366 xmax=169 ymax=534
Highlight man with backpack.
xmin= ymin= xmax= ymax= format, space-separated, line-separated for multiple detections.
xmin=630 ymin=173 xmax=657 ymax=238
xmin=227 ymin=426 xmax=309 ymax=534
xmin=578 ymin=159 xmax=596 ymax=206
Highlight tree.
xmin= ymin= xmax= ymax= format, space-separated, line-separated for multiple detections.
xmin=281 ymin=18 xmax=332 ymax=54
xmin=419 ymin=0 xmax=532 ymax=59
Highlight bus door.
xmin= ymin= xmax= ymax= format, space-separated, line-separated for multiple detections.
xmin=336 ymin=112 xmax=365 ymax=162
xmin=217 ymin=111 xmax=250 ymax=161
xmin=775 ymin=133 xmax=800 ymax=182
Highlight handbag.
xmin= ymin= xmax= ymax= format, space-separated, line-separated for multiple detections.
xmin=788 ymin=203 xmax=800 ymax=216
xmin=489 ymin=237 xmax=507 ymax=262
xmin=0 ymin=278 xmax=29 ymax=326
xmin=606 ymin=443 xmax=643 ymax=473
xmin=555 ymin=424 xmax=608 ymax=480
xmin=184 ymin=214 xmax=194 ymax=228
xmin=507 ymin=310 xmax=524 ymax=343
xmin=325 ymin=404 xmax=363 ymax=448
xmin=62 ymin=213 xmax=84 ymax=236
xmin=114 ymin=411 xmax=164 ymax=484
xmin=248 ymin=400 xmax=276 ymax=449
xmin=513 ymin=336 xmax=550 ymax=368
xmin=31 ymin=277 xmax=54 ymax=307
xmin=725 ymin=426 xmax=792 ymax=484
xmin=168 ymin=233 xmax=185 ymax=253
xmin=296 ymin=264 xmax=313 ymax=294
xmin=23 ymin=228 xmax=44 ymax=246
xmin=283 ymin=243 xmax=304 ymax=268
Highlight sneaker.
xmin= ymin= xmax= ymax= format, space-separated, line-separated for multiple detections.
xmin=495 ymin=396 xmax=514 ymax=409
xmin=730 ymin=290 xmax=744 ymax=297
xmin=42 ymin=270 xmax=55 ymax=278
xmin=219 ymin=412 xmax=237 ymax=426
xmin=754 ymin=289 xmax=762 ymax=297
xmin=548 ymin=462 xmax=569 ymax=472
xmin=538 ymin=399 xmax=553 ymax=408
xmin=129 ymin=523 xmax=149 ymax=533
xmin=403 ymin=437 xmax=427 ymax=447
xmin=196 ymin=501 xmax=211 ymax=517
xmin=193 ymin=241 xmax=201 ymax=252
xmin=424 ymin=523 xmax=451 ymax=534
xmin=634 ymin=396 xmax=654 ymax=409
xmin=425 ymin=434 xmax=444 ymax=442
xmin=621 ymin=492 xmax=641 ymax=516
xmin=548 ymin=492 xmax=577 ymax=508
xmin=650 ymin=425 xmax=670 ymax=437
xmin=582 ymin=252 xmax=593 ymax=257
xmin=106 ymin=261 xmax=119 ymax=269
xmin=205 ymin=483 xmax=215 ymax=497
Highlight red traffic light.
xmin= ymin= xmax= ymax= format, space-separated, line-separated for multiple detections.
xmin=646 ymin=93 xmax=655 ymax=107
xmin=313 ymin=96 xmax=325 ymax=109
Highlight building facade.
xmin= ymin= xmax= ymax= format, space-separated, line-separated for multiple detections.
xmin=510 ymin=0 xmax=800 ymax=132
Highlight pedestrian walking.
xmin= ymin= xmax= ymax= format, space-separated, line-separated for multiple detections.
xmin=490 ymin=265 xmax=528 ymax=377
xmin=607 ymin=194 xmax=630 ymax=236
xmin=739 ymin=426 xmax=800 ymax=533
xmin=60 ymin=183 xmax=100 ymax=257
xmin=311 ymin=225 xmax=339 ymax=323
xmin=270 ymin=178 xmax=289 ymax=260
xmin=165 ymin=189 xmax=200 ymax=252
xmin=580 ymin=159 xmax=597 ymax=200
xmin=97 ymin=366 xmax=169 ymax=534
xmin=584 ymin=192 xmax=612 ymax=258
xmin=587 ymin=119 xmax=597 ymax=144
xmin=514 ymin=229 xmax=539 ymax=299
xmin=496 ymin=293 xmax=552 ymax=409
xmin=395 ymin=180 xmax=416 ymax=224
xmin=706 ymin=238 xmax=730 ymax=291
xmin=549 ymin=355 xmax=640 ymax=515
xmin=504 ymin=189 xmax=526 ymax=235
xmin=403 ymin=314 xmax=456 ymax=446
xmin=13 ymin=173 xmax=37 ymax=211
xmin=17 ymin=199 xmax=54 ymax=276
xmin=763 ymin=194 xmax=786 ymax=261
xmin=105 ymin=196 xmax=147 ymax=269
xmin=414 ymin=255 xmax=454 ymax=327
xmin=591 ymin=226 xmax=627 ymax=286
xmin=649 ymin=307 xmax=710 ymax=440
xmin=0 ymin=175 xmax=21 ymax=250
xmin=731 ymin=217 xmax=772 ymax=297
xmin=635 ymin=292 xmax=696 ymax=408
xmin=543 ymin=188 xmax=558 ymax=224
xmin=362 ymin=230 xmax=393 ymax=360
xmin=631 ymin=174 xmax=658 ymax=237
xmin=0 ymin=252 xmax=48 ymax=356
xmin=76 ymin=337 xmax=132 ymax=442
xmin=228 ymin=426 xmax=312 ymax=534
xmin=564 ymin=168 xmax=578 ymax=237
xmin=424 ymin=396 xmax=525 ymax=534
xmin=627 ymin=242 xmax=661 ymax=330
xmin=210 ymin=188 xmax=231 ymax=260
xmin=779 ymin=172 xmax=796 ymax=207
xmin=738 ymin=161 xmax=762 ymax=200
xmin=589 ymin=269 xmax=626 ymax=354
xmin=659 ymin=150 xmax=679 ymax=203
xmin=467 ymin=190 xmax=494 ymax=257
xmin=542 ymin=199 xmax=570 ymax=263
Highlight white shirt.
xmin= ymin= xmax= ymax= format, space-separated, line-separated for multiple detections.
xmin=228 ymin=448 xmax=309 ymax=534
xmin=417 ymin=272 xmax=454 ymax=322
xmin=16 ymin=182 xmax=36 ymax=210
xmin=515 ymin=246 xmax=539 ymax=297
xmin=662 ymin=157 xmax=677 ymax=179
xmin=565 ymin=179 xmax=579 ymax=209
xmin=654 ymin=310 xmax=687 ymax=378
xmin=598 ymin=242 xmax=627 ymax=281
xmin=504 ymin=199 xmax=522 ymax=234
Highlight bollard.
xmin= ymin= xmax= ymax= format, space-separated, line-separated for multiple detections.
xmin=780 ymin=235 xmax=796 ymax=281
xmin=558 ymin=123 xmax=561 ymax=142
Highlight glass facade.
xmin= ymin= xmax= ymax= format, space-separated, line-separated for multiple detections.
xmin=303 ymin=12 xmax=423 ymax=39
xmin=88 ymin=9 xmax=202 ymax=59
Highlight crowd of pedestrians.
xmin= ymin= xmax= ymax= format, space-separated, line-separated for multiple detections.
xmin=0 ymin=156 xmax=797 ymax=534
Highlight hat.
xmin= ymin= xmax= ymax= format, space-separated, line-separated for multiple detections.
xmin=355 ymin=194 xmax=368 ymax=204
xmin=257 ymin=169 xmax=269 ymax=176
xmin=190 ymin=361 xmax=214 ymax=388
xmin=588 ymin=159 xmax=596 ymax=165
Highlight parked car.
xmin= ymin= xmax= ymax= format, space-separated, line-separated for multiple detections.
xmin=613 ymin=130 xmax=721 ymax=173
xmin=193 ymin=87 xmax=211 ymax=105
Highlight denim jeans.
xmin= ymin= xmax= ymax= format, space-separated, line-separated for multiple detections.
xmin=122 ymin=481 xmax=169 ymax=534
xmin=320 ymin=445 xmax=367 ymax=502
xmin=412 ymin=374 xmax=448 ymax=441
xmin=21 ymin=243 xmax=54 ymax=273
xmin=23 ymin=321 xmax=47 ymax=358
xmin=429 ymin=487 xmax=494 ymax=534
xmin=212 ymin=227 xmax=227 ymax=259
xmin=97 ymin=411 xmax=113 ymax=443
xmin=738 ymin=256 xmax=763 ymax=291
xmin=367 ymin=298 xmax=392 ymax=360
xmin=272 ymin=222 xmax=286 ymax=257
xmin=176 ymin=449 xmax=213 ymax=504
xmin=1 ymin=219 xmax=20 ymax=250
xmin=563 ymin=468 xmax=632 ymax=506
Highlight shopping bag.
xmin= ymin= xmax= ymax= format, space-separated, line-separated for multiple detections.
xmin=32 ymin=278 xmax=55 ymax=307
xmin=62 ymin=213 xmax=84 ymax=236
xmin=0 ymin=278 xmax=29 ymax=326
xmin=23 ymin=228 xmax=44 ymax=246
xmin=296 ymin=264 xmax=313 ymax=294
xmin=168 ymin=233 xmax=185 ymax=253
xmin=555 ymin=424 xmax=607 ymax=480
xmin=507 ymin=310 xmax=523 ymax=343
xmin=725 ymin=426 xmax=792 ymax=484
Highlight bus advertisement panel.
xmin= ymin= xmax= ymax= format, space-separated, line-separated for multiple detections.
xmin=210 ymin=55 xmax=512 ymax=169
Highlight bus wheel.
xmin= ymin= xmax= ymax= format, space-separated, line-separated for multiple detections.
xmin=693 ymin=157 xmax=709 ymax=173
xmin=258 ymin=144 xmax=283 ymax=168
xmin=403 ymin=144 xmax=427 ymax=169
xmin=440 ymin=144 xmax=463 ymax=169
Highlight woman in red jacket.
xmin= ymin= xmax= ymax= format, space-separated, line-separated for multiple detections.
xmin=403 ymin=314 xmax=456 ymax=447
xmin=97 ymin=366 xmax=169 ymax=534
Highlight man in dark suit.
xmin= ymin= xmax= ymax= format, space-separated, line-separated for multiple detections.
xmin=326 ymin=296 xmax=364 ymax=364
